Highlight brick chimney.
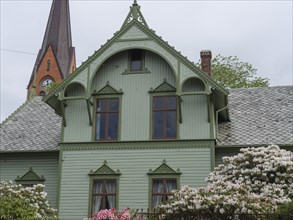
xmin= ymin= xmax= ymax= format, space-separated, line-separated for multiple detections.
xmin=200 ymin=50 xmax=212 ymax=76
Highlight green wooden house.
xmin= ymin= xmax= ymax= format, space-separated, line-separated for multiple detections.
xmin=1 ymin=1 xmax=292 ymax=220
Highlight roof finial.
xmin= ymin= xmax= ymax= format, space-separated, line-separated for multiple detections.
xmin=121 ymin=0 xmax=149 ymax=29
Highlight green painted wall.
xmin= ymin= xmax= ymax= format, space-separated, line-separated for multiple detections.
xmin=0 ymin=152 xmax=59 ymax=208
xmin=58 ymin=141 xmax=212 ymax=220
xmin=63 ymin=50 xmax=212 ymax=142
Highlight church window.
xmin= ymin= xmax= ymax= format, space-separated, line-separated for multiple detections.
xmin=47 ymin=60 xmax=51 ymax=71
xmin=152 ymin=96 xmax=177 ymax=139
xmin=130 ymin=49 xmax=142 ymax=71
xmin=95 ymin=98 xmax=119 ymax=141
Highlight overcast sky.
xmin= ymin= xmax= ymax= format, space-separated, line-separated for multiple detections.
xmin=1 ymin=0 xmax=292 ymax=122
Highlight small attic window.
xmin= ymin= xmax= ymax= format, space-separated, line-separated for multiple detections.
xmin=122 ymin=49 xmax=150 ymax=75
xmin=130 ymin=49 xmax=142 ymax=71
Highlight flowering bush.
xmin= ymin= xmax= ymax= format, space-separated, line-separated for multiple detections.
xmin=158 ymin=145 xmax=293 ymax=217
xmin=0 ymin=181 xmax=58 ymax=220
xmin=91 ymin=208 xmax=131 ymax=220
xmin=207 ymin=145 xmax=293 ymax=203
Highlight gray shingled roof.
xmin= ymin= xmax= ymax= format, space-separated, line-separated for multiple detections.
xmin=0 ymin=97 xmax=61 ymax=152
xmin=217 ymin=86 xmax=293 ymax=146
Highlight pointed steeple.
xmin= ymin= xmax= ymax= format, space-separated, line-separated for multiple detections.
xmin=27 ymin=0 xmax=76 ymax=98
xmin=38 ymin=0 xmax=74 ymax=78
xmin=121 ymin=0 xmax=149 ymax=29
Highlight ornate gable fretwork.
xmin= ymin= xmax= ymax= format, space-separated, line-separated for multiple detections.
xmin=121 ymin=0 xmax=149 ymax=29
xmin=89 ymin=160 xmax=121 ymax=176
xmin=148 ymin=159 xmax=181 ymax=175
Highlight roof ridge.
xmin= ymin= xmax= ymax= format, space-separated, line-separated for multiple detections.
xmin=229 ymin=85 xmax=293 ymax=91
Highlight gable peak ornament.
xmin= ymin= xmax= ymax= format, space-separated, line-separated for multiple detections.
xmin=121 ymin=0 xmax=149 ymax=29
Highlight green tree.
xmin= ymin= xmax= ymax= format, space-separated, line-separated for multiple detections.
xmin=205 ymin=54 xmax=270 ymax=88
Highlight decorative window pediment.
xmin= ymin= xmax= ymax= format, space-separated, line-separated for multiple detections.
xmin=88 ymin=161 xmax=120 ymax=216
xmin=89 ymin=161 xmax=121 ymax=176
xmin=148 ymin=159 xmax=181 ymax=175
xmin=93 ymin=83 xmax=123 ymax=95
xmin=148 ymin=160 xmax=181 ymax=209
xmin=15 ymin=167 xmax=45 ymax=186
xmin=149 ymin=80 xmax=176 ymax=93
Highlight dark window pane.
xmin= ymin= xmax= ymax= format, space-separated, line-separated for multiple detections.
xmin=96 ymin=98 xmax=119 ymax=141
xmin=166 ymin=96 xmax=177 ymax=109
xmin=131 ymin=60 xmax=142 ymax=71
xmin=153 ymin=112 xmax=164 ymax=138
xmin=153 ymin=96 xmax=164 ymax=110
xmin=166 ymin=111 xmax=176 ymax=138
xmin=97 ymin=99 xmax=107 ymax=111
xmin=108 ymin=99 xmax=119 ymax=111
xmin=130 ymin=50 xmax=142 ymax=71
xmin=108 ymin=113 xmax=118 ymax=140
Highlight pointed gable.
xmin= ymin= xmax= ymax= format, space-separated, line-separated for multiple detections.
xmin=119 ymin=26 xmax=149 ymax=40
xmin=45 ymin=0 xmax=229 ymax=119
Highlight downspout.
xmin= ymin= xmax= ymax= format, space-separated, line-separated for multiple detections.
xmin=215 ymin=105 xmax=228 ymax=138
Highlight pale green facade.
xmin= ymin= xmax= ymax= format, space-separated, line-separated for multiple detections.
xmin=58 ymin=141 xmax=213 ymax=220
xmin=42 ymin=4 xmax=227 ymax=219
xmin=62 ymin=50 xmax=213 ymax=143
xmin=0 ymin=152 xmax=59 ymax=208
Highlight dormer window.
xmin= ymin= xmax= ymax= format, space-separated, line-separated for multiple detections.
xmin=130 ymin=50 xmax=142 ymax=71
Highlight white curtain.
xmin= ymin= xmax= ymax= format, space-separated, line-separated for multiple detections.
xmin=105 ymin=181 xmax=116 ymax=208
xmin=152 ymin=180 xmax=163 ymax=208
xmin=92 ymin=181 xmax=102 ymax=214
xmin=166 ymin=180 xmax=176 ymax=199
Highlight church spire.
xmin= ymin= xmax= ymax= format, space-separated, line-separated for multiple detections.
xmin=27 ymin=0 xmax=76 ymax=98
xmin=121 ymin=0 xmax=148 ymax=29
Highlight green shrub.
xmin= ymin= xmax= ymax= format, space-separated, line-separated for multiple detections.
xmin=0 ymin=181 xmax=58 ymax=220
xmin=276 ymin=200 xmax=293 ymax=219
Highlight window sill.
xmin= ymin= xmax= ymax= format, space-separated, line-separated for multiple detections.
xmin=122 ymin=68 xmax=150 ymax=75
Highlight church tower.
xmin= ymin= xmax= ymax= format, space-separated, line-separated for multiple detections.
xmin=27 ymin=0 xmax=76 ymax=99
